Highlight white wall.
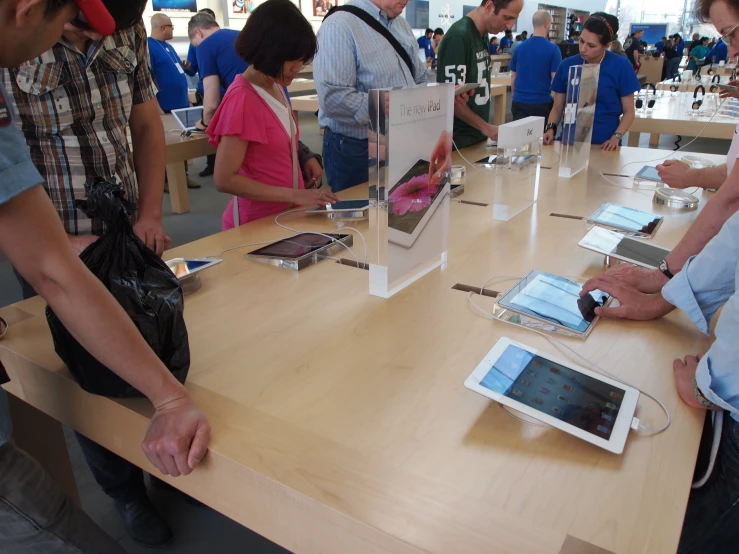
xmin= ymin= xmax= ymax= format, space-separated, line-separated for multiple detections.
xmin=420 ymin=0 xmax=607 ymax=38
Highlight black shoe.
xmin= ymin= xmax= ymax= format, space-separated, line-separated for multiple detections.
xmin=115 ymin=495 xmax=173 ymax=547
xmin=198 ymin=166 xmax=214 ymax=177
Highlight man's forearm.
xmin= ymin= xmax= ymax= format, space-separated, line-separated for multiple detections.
xmin=453 ymin=102 xmax=492 ymax=134
xmin=666 ymin=186 xmax=739 ymax=270
xmin=131 ymin=111 xmax=166 ymax=220
xmin=694 ymin=164 xmax=728 ymax=189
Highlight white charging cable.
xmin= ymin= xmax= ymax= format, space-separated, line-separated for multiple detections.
xmin=465 ymin=276 xmax=672 ymax=435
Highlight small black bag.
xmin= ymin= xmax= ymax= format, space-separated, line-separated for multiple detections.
xmin=46 ymin=179 xmax=190 ymax=397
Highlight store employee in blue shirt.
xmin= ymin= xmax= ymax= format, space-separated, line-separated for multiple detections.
xmin=544 ymin=12 xmax=639 ymax=150
xmin=707 ymin=37 xmax=729 ymax=64
xmin=187 ymin=13 xmax=248 ymax=130
xmin=509 ymin=10 xmax=561 ymax=123
xmin=500 ymin=28 xmax=513 ymax=50
xmin=417 ymin=28 xmax=434 ymax=64
xmin=148 ymin=13 xmax=188 ymax=114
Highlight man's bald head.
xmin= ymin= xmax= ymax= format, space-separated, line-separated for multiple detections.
xmin=151 ymin=13 xmax=174 ymax=41
xmin=532 ymin=9 xmax=551 ymax=29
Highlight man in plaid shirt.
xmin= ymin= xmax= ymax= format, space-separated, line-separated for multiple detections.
xmin=2 ymin=1 xmax=176 ymax=546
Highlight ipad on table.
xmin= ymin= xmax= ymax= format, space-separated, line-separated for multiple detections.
xmin=578 ymin=226 xmax=670 ymax=269
xmin=634 ymin=165 xmax=664 ymax=184
xmin=387 ymin=159 xmax=448 ymax=248
xmin=246 ymin=233 xmax=353 ymax=270
xmin=496 ymin=270 xmax=612 ymax=339
xmin=306 ymin=200 xmax=370 ymax=213
xmin=588 ymin=202 xmax=663 ymax=238
xmin=171 ymin=107 xmax=204 ymax=131
xmin=464 ymin=337 xmax=639 ymax=454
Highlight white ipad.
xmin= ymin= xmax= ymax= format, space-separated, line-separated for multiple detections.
xmin=588 ymin=202 xmax=664 ymax=238
xmin=166 ymin=257 xmax=222 ymax=280
xmin=464 ymin=337 xmax=639 ymax=454
xmin=635 ymin=165 xmax=664 ymax=183
xmin=171 ymin=107 xmax=204 ymax=131
xmin=579 ymin=226 xmax=671 ymax=269
xmin=306 ymin=200 xmax=370 ymax=213
xmin=496 ymin=270 xmax=612 ymax=339
xmin=387 ymin=159 xmax=449 ymax=248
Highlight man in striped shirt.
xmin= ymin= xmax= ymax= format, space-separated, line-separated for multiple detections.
xmin=2 ymin=1 xmax=177 ymax=546
xmin=314 ymin=0 xmax=428 ymax=192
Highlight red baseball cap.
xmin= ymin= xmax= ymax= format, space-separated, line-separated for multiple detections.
xmin=73 ymin=0 xmax=116 ymax=36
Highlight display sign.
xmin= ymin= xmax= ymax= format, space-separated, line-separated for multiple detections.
xmin=559 ymin=63 xmax=599 ymax=179
xmin=368 ymin=84 xmax=454 ymax=298
xmin=153 ymin=0 xmax=198 ymax=11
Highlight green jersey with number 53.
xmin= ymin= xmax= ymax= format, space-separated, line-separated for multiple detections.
xmin=436 ymin=17 xmax=491 ymax=148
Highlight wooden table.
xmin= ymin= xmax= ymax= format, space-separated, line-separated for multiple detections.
xmin=490 ymin=53 xmax=512 ymax=71
xmin=162 ymin=114 xmax=216 ymax=215
xmin=628 ymin=92 xmax=736 ymax=146
xmin=490 ymin=73 xmax=512 ymax=88
xmin=0 ymin=145 xmax=722 ymax=554
xmin=490 ymin=83 xmax=507 ymax=125
xmin=287 ymin=78 xmax=316 ymax=95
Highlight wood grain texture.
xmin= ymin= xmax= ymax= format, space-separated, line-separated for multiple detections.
xmin=1 ymin=144 xmax=725 ymax=554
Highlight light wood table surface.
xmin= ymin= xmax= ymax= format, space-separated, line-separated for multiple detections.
xmin=490 ymin=83 xmax=507 ymax=126
xmin=0 ymin=145 xmax=724 ymax=554
xmin=490 ymin=53 xmax=512 ymax=70
xmin=290 ymin=94 xmax=319 ymax=113
xmin=287 ymin=78 xmax=316 ymax=95
xmin=490 ymin=73 xmax=512 ymax=88
xmin=162 ymin=113 xmax=216 ymax=215
xmin=628 ymin=92 xmax=736 ymax=147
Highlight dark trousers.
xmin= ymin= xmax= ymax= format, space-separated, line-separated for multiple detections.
xmin=322 ymin=127 xmax=369 ymax=193
xmin=0 ymin=441 xmax=125 ymax=553
xmin=12 ymin=270 xmax=146 ymax=506
xmin=511 ymin=100 xmax=554 ymax=126
xmin=678 ymin=414 xmax=739 ymax=553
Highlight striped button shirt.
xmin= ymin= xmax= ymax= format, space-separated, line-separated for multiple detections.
xmin=314 ymin=0 xmax=428 ymax=139
xmin=1 ymin=21 xmax=158 ymax=236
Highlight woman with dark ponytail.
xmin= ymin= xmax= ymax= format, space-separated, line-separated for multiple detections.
xmin=543 ymin=12 xmax=641 ymax=151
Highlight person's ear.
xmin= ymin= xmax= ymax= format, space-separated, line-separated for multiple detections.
xmin=15 ymin=0 xmax=46 ymax=28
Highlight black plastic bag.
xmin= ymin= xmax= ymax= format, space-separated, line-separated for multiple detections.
xmin=46 ymin=179 xmax=190 ymax=397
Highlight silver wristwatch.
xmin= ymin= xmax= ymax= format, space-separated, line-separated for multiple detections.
xmin=613 ymin=132 xmax=624 ymax=140
xmin=659 ymin=259 xmax=674 ymax=279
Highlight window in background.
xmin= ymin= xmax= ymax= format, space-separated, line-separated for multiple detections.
xmin=406 ymin=0 xmax=429 ymax=29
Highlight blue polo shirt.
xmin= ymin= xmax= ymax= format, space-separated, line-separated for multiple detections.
xmin=551 ymin=51 xmax=641 ymax=144
xmin=417 ymin=36 xmax=434 ymax=59
xmin=0 ymin=81 xmax=46 ymax=447
xmin=500 ymin=36 xmax=512 ymax=50
xmin=707 ymin=40 xmax=729 ymax=64
xmin=197 ymin=29 xmax=248 ymax=92
xmin=148 ymin=38 xmax=189 ymax=113
xmin=489 ymin=42 xmax=499 ymax=54
xmin=510 ymin=36 xmax=562 ymax=105
xmin=655 ymin=41 xmax=665 ymax=54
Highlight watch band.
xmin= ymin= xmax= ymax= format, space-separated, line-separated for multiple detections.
xmin=660 ymin=259 xmax=674 ymax=279
xmin=545 ymin=122 xmax=557 ymax=135
xmin=613 ymin=132 xmax=624 ymax=140
xmin=692 ymin=376 xmax=719 ymax=409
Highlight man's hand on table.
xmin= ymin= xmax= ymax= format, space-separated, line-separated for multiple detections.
xmin=143 ymin=394 xmax=211 ymax=476
xmin=580 ymin=273 xmax=674 ymax=321
xmin=134 ymin=216 xmax=172 ymax=257
xmin=601 ymin=136 xmax=621 ymax=152
xmin=598 ymin=263 xmax=670 ymax=294
xmin=656 ymin=160 xmax=695 ymax=188
xmin=543 ymin=129 xmax=555 ymax=145
xmin=673 ymin=353 xmax=708 ymax=410
xmin=68 ymin=234 xmax=99 ymax=255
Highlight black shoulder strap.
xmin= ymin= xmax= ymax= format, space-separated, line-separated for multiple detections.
xmin=324 ymin=6 xmax=414 ymax=76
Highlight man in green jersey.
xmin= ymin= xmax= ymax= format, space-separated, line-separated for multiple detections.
xmin=437 ymin=0 xmax=523 ymax=148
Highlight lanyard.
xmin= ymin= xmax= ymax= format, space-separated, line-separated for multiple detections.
xmin=155 ymin=40 xmax=180 ymax=69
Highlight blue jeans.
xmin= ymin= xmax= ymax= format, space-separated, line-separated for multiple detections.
xmin=679 ymin=414 xmax=739 ymax=553
xmin=322 ymin=128 xmax=369 ymax=193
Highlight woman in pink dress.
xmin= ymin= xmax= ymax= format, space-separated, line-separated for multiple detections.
xmin=208 ymin=0 xmax=339 ymax=230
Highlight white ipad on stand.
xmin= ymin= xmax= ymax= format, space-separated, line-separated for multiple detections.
xmin=464 ymin=337 xmax=640 ymax=454
xmin=171 ymin=107 xmax=204 ymax=132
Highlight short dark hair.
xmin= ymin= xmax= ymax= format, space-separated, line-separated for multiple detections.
xmin=425 ymin=28 xmax=433 ymax=35
xmin=235 ymin=0 xmax=316 ymax=79
xmin=583 ymin=12 xmax=619 ymax=45
xmin=701 ymin=36 xmax=710 ymax=42
xmin=521 ymin=30 xmax=527 ymax=34
xmin=490 ymin=36 xmax=498 ymax=42
xmin=199 ymin=8 xmax=216 ymax=17
xmin=479 ymin=0 xmax=516 ymax=14
xmin=504 ymin=29 xmax=512 ymax=35
xmin=433 ymin=27 xmax=444 ymax=36
xmin=102 ymin=0 xmax=147 ymax=30
xmin=662 ymin=36 xmax=667 ymax=40
xmin=188 ymin=12 xmax=219 ymax=38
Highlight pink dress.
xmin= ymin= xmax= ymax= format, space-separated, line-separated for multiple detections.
xmin=207 ymin=76 xmax=305 ymax=230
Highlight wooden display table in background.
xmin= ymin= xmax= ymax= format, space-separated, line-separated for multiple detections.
xmin=0 ymin=144 xmax=722 ymax=554
xmin=162 ymin=114 xmax=216 ymax=215
xmin=638 ymin=55 xmax=664 ymax=86
xmin=628 ymin=92 xmax=736 ymax=146
xmin=490 ymin=53 xmax=512 ymax=71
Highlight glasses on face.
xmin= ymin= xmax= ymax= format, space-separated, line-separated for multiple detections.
xmin=721 ymin=22 xmax=739 ymax=46
xmin=70 ymin=16 xmax=96 ymax=33
xmin=162 ymin=24 xmax=175 ymax=29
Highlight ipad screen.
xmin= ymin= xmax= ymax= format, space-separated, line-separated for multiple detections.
xmin=590 ymin=203 xmax=662 ymax=234
xmin=636 ymin=166 xmax=662 ymax=182
xmin=173 ymin=107 xmax=203 ymax=129
xmin=480 ymin=344 xmax=626 ymax=439
xmin=581 ymin=229 xmax=669 ymax=268
xmin=248 ymin=233 xmax=349 ymax=259
xmin=388 ymin=160 xmax=445 ymax=235
xmin=498 ymin=271 xmax=609 ymax=334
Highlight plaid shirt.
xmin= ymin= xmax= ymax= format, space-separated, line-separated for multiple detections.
xmin=1 ymin=21 xmax=158 ymax=236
